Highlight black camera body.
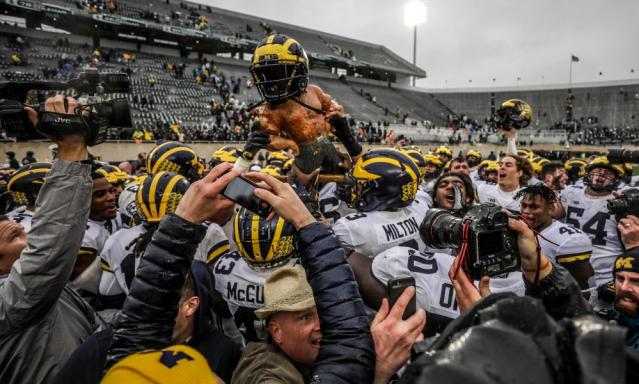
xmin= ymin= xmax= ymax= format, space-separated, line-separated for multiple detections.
xmin=421 ymin=203 xmax=520 ymax=280
xmin=607 ymin=188 xmax=639 ymax=222
xmin=0 ymin=69 xmax=131 ymax=146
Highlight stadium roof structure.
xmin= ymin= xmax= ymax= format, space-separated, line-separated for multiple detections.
xmin=0 ymin=0 xmax=426 ymax=81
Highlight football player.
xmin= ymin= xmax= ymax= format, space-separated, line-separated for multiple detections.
xmin=540 ymin=162 xmax=569 ymax=192
xmin=560 ymin=157 xmax=626 ymax=289
xmin=476 ymin=155 xmax=533 ymax=211
xmin=466 ymin=150 xmax=482 ymax=180
xmin=564 ymin=158 xmax=588 ymax=186
xmin=516 ymin=184 xmax=593 ymax=290
xmin=98 ymin=172 xmax=229 ymax=314
xmin=6 ymin=162 xmax=52 ymax=232
xmin=401 ymin=147 xmax=433 ymax=208
xmin=474 ymin=160 xmax=499 ymax=186
xmin=212 ymin=208 xmax=298 ymax=343
xmin=146 ymin=141 xmax=203 ymax=182
xmin=333 ymin=149 xmax=428 ymax=256
xmin=421 ymin=154 xmax=443 ymax=194
xmin=435 ymin=146 xmax=453 ymax=166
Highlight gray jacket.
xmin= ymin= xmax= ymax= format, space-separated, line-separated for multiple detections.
xmin=0 ymin=159 xmax=97 ymax=384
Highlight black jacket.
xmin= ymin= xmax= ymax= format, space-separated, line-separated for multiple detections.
xmin=105 ymin=213 xmax=206 ymax=369
xmin=187 ymin=260 xmax=242 ymax=383
xmin=296 ymin=222 xmax=375 ymax=383
xmin=401 ymin=265 xmax=639 ymax=384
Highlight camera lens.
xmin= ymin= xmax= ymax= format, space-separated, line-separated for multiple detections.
xmin=607 ymin=198 xmax=627 ymax=212
xmin=420 ymin=209 xmax=463 ymax=249
xmin=487 ymin=210 xmax=509 ymax=226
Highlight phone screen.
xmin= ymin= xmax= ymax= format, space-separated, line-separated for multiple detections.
xmin=222 ymin=176 xmax=271 ymax=217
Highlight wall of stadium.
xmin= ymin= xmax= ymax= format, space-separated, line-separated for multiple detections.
xmin=1 ymin=141 xmax=627 ymax=165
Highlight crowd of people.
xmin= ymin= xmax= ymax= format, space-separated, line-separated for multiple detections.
xmin=2 ymin=33 xmax=639 ymax=384
xmin=1 ymin=93 xmax=639 ymax=383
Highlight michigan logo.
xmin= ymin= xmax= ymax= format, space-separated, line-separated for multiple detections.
xmin=616 ymin=256 xmax=635 ymax=270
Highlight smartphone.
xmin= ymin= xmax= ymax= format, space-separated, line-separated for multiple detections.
xmin=222 ymin=176 xmax=273 ymax=218
xmin=387 ymin=276 xmax=416 ymax=320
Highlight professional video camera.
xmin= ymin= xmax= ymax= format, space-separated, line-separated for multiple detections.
xmin=606 ymin=149 xmax=639 ymax=165
xmin=420 ymin=203 xmax=520 ymax=280
xmin=0 ymin=68 xmax=132 ymax=146
xmin=607 ymin=188 xmax=639 ymax=222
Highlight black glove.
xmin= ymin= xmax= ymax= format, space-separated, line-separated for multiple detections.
xmin=242 ymin=130 xmax=270 ymax=160
xmin=335 ymin=182 xmax=353 ymax=204
xmin=331 ymin=116 xmax=362 ymax=157
xmin=596 ymin=280 xmax=616 ymax=304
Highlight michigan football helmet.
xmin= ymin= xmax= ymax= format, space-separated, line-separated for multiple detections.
xmin=466 ymin=150 xmax=482 ymax=167
xmin=233 ymin=207 xmax=297 ymax=268
xmin=584 ymin=157 xmax=624 ymax=192
xmin=93 ymin=163 xmax=129 ymax=186
xmin=530 ymin=156 xmax=551 ymax=175
xmin=423 ymin=154 xmax=443 ymax=179
xmin=210 ymin=146 xmax=241 ymax=167
xmin=136 ymin=172 xmax=190 ymax=223
xmin=564 ymin=158 xmax=588 ymax=184
xmin=495 ymin=99 xmax=532 ymax=130
xmin=478 ymin=160 xmax=500 ymax=181
xmin=348 ymin=149 xmax=419 ymax=212
xmin=147 ymin=142 xmax=202 ymax=181
xmin=250 ymin=34 xmax=309 ymax=105
xmin=261 ymin=164 xmax=282 ymax=177
xmin=7 ymin=162 xmax=52 ymax=207
xmin=267 ymin=151 xmax=290 ymax=167
xmin=400 ymin=148 xmax=427 ymax=181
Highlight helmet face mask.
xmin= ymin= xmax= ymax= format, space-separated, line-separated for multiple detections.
xmin=348 ymin=149 xmax=419 ymax=212
xmin=585 ymin=166 xmax=619 ymax=192
xmin=250 ymin=34 xmax=309 ymax=105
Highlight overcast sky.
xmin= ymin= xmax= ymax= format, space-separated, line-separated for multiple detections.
xmin=192 ymin=0 xmax=639 ymax=89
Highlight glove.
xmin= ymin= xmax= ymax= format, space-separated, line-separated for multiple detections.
xmin=335 ymin=182 xmax=353 ymax=204
xmin=330 ymin=116 xmax=362 ymax=157
xmin=596 ymin=280 xmax=616 ymax=304
xmin=242 ymin=130 xmax=270 ymax=160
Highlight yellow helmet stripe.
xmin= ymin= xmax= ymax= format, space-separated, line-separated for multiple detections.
xmin=158 ymin=174 xmax=183 ymax=219
xmin=234 ymin=211 xmax=249 ymax=260
xmin=147 ymin=142 xmax=171 ymax=170
xmin=207 ymin=240 xmax=230 ymax=264
xmin=6 ymin=167 xmax=50 ymax=191
xmin=353 ymin=157 xmax=400 ymax=179
xmin=137 ymin=191 xmax=153 ymax=224
xmin=151 ymin=146 xmax=197 ymax=174
xmin=147 ymin=171 xmax=165 ymax=219
xmin=251 ymin=214 xmax=262 ymax=261
xmin=265 ymin=216 xmax=286 ymax=262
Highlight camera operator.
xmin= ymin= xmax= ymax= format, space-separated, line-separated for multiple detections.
xmin=0 ymin=95 xmax=100 ymax=384
xmin=399 ymin=219 xmax=604 ymax=384
xmin=517 ymin=184 xmax=594 ymax=290
xmin=476 ymin=155 xmax=533 ymax=211
xmin=596 ymin=215 xmax=639 ymax=349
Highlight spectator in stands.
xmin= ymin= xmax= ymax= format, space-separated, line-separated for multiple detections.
xmin=5 ymin=152 xmax=19 ymax=169
xmin=21 ymin=151 xmax=37 ymax=165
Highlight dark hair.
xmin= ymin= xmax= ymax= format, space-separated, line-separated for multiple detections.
xmin=503 ymin=155 xmax=533 ymax=185
xmin=430 ymin=172 xmax=475 ymax=207
xmin=132 ymin=223 xmax=159 ymax=259
xmin=540 ymin=163 xmax=563 ymax=179
xmin=514 ymin=183 xmax=558 ymax=205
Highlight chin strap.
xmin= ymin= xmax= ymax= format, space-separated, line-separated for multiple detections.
xmin=246 ymin=95 xmax=326 ymax=116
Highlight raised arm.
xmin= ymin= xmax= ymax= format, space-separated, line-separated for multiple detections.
xmin=0 ymin=95 xmax=91 ymax=334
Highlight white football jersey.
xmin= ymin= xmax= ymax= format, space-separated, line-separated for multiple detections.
xmin=415 ymin=188 xmax=433 ymax=208
xmin=213 ymin=252 xmax=298 ymax=341
xmin=539 ymin=220 xmax=593 ymax=266
xmin=99 ymin=225 xmax=145 ymax=296
xmin=476 ymin=183 xmax=523 ymax=211
xmin=333 ymin=199 xmax=429 ymax=257
xmin=372 ymin=247 xmax=525 ymax=320
xmin=103 ymin=222 xmax=229 ymax=295
xmin=7 ymin=206 xmax=34 ymax=233
xmin=118 ymin=182 xmax=140 ymax=228
xmin=318 ymin=182 xmax=356 ymax=224
xmin=561 ymin=185 xmax=622 ymax=286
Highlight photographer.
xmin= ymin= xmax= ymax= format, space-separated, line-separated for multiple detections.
xmin=0 ymin=96 xmax=99 ymax=384
xmin=399 ymin=219 xmax=604 ymax=384
xmin=596 ymin=215 xmax=639 ymax=349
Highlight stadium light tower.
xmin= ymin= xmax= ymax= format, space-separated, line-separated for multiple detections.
xmin=404 ymin=1 xmax=427 ymax=86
